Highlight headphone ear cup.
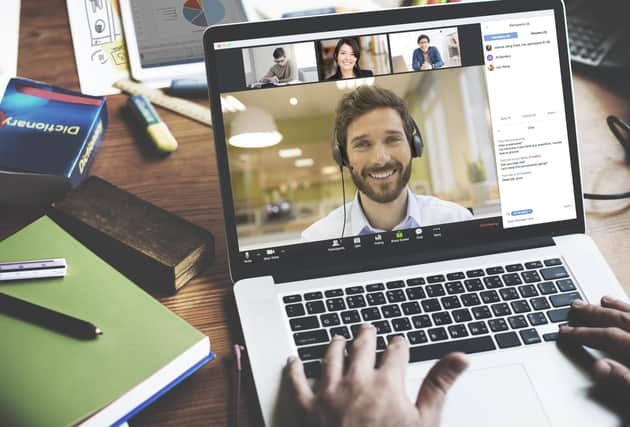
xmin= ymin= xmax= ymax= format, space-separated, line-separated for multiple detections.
xmin=332 ymin=142 xmax=345 ymax=167
xmin=409 ymin=119 xmax=424 ymax=158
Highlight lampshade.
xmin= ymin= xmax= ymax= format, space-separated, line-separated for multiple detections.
xmin=229 ymin=107 xmax=283 ymax=148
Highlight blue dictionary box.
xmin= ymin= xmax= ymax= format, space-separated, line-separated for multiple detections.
xmin=0 ymin=78 xmax=107 ymax=205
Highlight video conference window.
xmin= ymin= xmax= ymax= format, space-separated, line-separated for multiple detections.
xmin=242 ymin=42 xmax=319 ymax=88
xmin=316 ymin=35 xmax=391 ymax=81
xmin=222 ymin=68 xmax=499 ymax=251
xmin=389 ymin=27 xmax=462 ymax=73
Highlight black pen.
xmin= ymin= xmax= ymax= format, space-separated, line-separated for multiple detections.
xmin=0 ymin=292 xmax=102 ymax=339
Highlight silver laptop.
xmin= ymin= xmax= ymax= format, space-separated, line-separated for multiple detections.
xmin=203 ymin=1 xmax=627 ymax=425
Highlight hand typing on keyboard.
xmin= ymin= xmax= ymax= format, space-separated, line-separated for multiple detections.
xmin=286 ymin=323 xmax=469 ymax=427
xmin=559 ymin=296 xmax=630 ymax=393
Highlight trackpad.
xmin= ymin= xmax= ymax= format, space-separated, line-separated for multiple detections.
xmin=409 ymin=364 xmax=550 ymax=427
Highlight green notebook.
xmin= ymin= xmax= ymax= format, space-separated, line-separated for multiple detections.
xmin=0 ymin=216 xmax=211 ymax=426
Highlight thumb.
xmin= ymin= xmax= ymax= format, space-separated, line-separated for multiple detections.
xmin=593 ymin=358 xmax=630 ymax=392
xmin=416 ymin=352 xmax=469 ymax=425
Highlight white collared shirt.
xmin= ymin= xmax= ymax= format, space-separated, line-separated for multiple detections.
xmin=301 ymin=188 xmax=473 ymax=242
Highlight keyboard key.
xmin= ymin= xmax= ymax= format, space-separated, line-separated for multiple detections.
xmin=294 ymin=329 xmax=329 ymax=346
xmin=392 ymin=317 xmax=413 ymax=332
xmin=298 ymin=344 xmax=327 ymax=361
xmin=373 ymin=320 xmax=392 ymax=334
xmin=367 ymin=292 xmax=386 ymax=306
xmin=489 ymin=318 xmax=509 ymax=332
xmin=386 ymin=289 xmax=406 ymax=303
xmin=325 ymin=289 xmax=343 ymax=298
xmin=495 ymin=332 xmax=521 ymax=348
xmin=377 ymin=336 xmax=387 ymax=350
xmin=283 ymin=294 xmax=301 ymax=303
xmin=432 ymin=311 xmax=453 ymax=325
xmin=550 ymin=292 xmax=582 ymax=307
xmin=527 ymin=312 xmax=548 ymax=326
xmin=407 ymin=277 xmax=426 ymax=286
xmin=452 ymin=308 xmax=473 ymax=323
xmin=447 ymin=272 xmax=466 ymax=280
xmin=461 ymin=293 xmax=481 ymax=306
xmin=286 ymin=303 xmax=306 ymax=317
xmin=511 ymin=300 xmax=531 ymax=314
xmin=525 ymin=261 xmax=543 ymax=269
xmin=382 ymin=304 xmax=402 ymax=318
xmin=448 ymin=324 xmax=469 ymax=339
xmin=290 ymin=316 xmax=320 ymax=331
xmin=408 ymin=330 xmax=428 ymax=345
xmin=427 ymin=274 xmax=446 ymax=283
xmin=500 ymin=288 xmax=519 ymax=301
xmin=361 ymin=307 xmax=381 ymax=321
xmin=540 ymin=266 xmax=569 ymax=281
xmin=408 ymin=336 xmax=496 ymax=362
xmin=544 ymin=258 xmax=562 ymax=266
xmin=446 ymin=281 xmax=465 ymax=294
xmin=303 ymin=361 xmax=322 ymax=378
xmin=350 ymin=324 xmax=363 ymax=337
xmin=422 ymin=298 xmax=442 ymax=312
xmin=547 ymin=308 xmax=570 ymax=322
xmin=321 ymin=313 xmax=341 ymax=327
xmin=468 ymin=321 xmax=488 ymax=335
xmin=472 ymin=306 xmax=492 ymax=320
xmin=521 ymin=271 xmax=541 ymax=283
xmin=519 ymin=328 xmax=541 ymax=345
xmin=543 ymin=332 xmax=558 ymax=341
xmin=557 ymin=279 xmax=576 ymax=292
xmin=340 ymin=310 xmax=361 ymax=324
xmin=531 ymin=297 xmax=551 ymax=310
xmin=508 ymin=315 xmax=528 ymax=329
xmin=427 ymin=284 xmax=446 ymax=297
xmin=502 ymin=273 xmax=522 ymax=286
xmin=346 ymin=295 xmax=367 ymax=309
xmin=518 ymin=285 xmax=538 ymax=298
xmin=406 ymin=287 xmax=426 ymax=300
xmin=401 ymin=301 xmax=422 ymax=316
xmin=387 ymin=280 xmax=405 ymax=289
xmin=304 ymin=291 xmax=323 ymax=300
xmin=441 ymin=296 xmax=461 ymax=310
xmin=466 ymin=269 xmax=485 ymax=278
xmin=346 ymin=286 xmax=365 ymax=295
xmin=326 ymin=298 xmax=346 ymax=312
xmin=464 ymin=278 xmax=484 ymax=292
xmin=330 ymin=326 xmax=351 ymax=339
xmin=366 ymin=283 xmax=385 ymax=292
xmin=486 ymin=266 xmax=504 ymax=275
xmin=306 ymin=300 xmax=326 ymax=314
xmin=429 ymin=327 xmax=449 ymax=341
xmin=491 ymin=303 xmax=511 ymax=317
xmin=480 ymin=290 xmax=500 ymax=304
xmin=506 ymin=263 xmax=524 ymax=272
xmin=484 ymin=276 xmax=503 ymax=289
xmin=412 ymin=314 xmax=432 ymax=329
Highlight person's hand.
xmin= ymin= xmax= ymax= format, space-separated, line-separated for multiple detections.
xmin=286 ymin=323 xmax=469 ymax=427
xmin=559 ymin=296 xmax=630 ymax=392
xmin=268 ymin=75 xmax=280 ymax=84
xmin=420 ymin=63 xmax=432 ymax=70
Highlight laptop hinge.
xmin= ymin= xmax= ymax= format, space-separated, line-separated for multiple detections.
xmin=273 ymin=235 xmax=556 ymax=284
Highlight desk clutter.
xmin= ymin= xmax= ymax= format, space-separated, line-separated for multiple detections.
xmin=0 ymin=216 xmax=213 ymax=426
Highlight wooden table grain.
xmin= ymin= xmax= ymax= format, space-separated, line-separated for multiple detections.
xmin=3 ymin=1 xmax=630 ymax=426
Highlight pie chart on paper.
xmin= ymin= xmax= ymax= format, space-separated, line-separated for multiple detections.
xmin=183 ymin=0 xmax=225 ymax=27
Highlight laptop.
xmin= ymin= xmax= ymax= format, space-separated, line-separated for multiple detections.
xmin=203 ymin=1 xmax=627 ymax=425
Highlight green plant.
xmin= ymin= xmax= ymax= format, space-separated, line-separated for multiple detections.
xmin=467 ymin=159 xmax=486 ymax=183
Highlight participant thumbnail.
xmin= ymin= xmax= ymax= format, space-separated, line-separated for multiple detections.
xmin=315 ymin=35 xmax=391 ymax=81
xmin=242 ymin=42 xmax=319 ymax=88
xmin=389 ymin=27 xmax=462 ymax=73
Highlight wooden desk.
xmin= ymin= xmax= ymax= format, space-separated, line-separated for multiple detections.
xmin=3 ymin=1 xmax=630 ymax=426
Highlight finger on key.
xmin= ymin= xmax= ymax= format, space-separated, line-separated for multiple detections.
xmin=559 ymin=325 xmax=630 ymax=361
xmin=379 ymin=335 xmax=409 ymax=383
xmin=322 ymin=334 xmax=347 ymax=387
xmin=601 ymin=296 xmax=630 ymax=314
xmin=347 ymin=323 xmax=377 ymax=380
xmin=570 ymin=300 xmax=630 ymax=332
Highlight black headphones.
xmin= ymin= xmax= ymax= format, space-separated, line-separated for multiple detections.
xmin=331 ymin=117 xmax=424 ymax=168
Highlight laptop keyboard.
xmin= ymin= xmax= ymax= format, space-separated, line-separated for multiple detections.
xmin=282 ymin=258 xmax=582 ymax=378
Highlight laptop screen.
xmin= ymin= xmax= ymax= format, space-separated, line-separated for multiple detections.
xmin=205 ymin=2 xmax=583 ymax=282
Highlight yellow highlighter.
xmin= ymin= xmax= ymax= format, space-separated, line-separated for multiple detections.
xmin=128 ymin=94 xmax=178 ymax=153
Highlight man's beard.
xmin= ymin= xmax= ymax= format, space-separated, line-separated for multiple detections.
xmin=350 ymin=158 xmax=412 ymax=204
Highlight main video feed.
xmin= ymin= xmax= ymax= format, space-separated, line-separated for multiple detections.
xmin=222 ymin=68 xmax=499 ymax=251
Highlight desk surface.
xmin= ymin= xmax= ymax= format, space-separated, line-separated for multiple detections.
xmin=3 ymin=1 xmax=630 ymax=425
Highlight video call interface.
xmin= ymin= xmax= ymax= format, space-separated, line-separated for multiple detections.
xmin=211 ymin=10 xmax=578 ymax=265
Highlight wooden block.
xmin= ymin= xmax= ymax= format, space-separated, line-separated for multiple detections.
xmin=48 ymin=176 xmax=214 ymax=294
